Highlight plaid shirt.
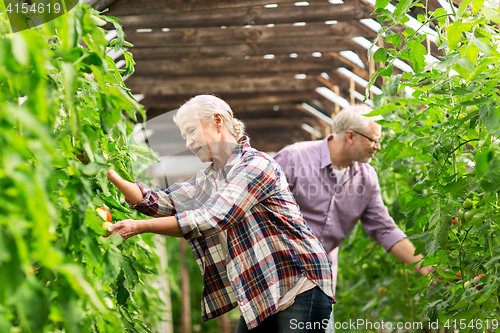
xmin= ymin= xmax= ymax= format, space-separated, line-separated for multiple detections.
xmin=132 ymin=137 xmax=334 ymax=329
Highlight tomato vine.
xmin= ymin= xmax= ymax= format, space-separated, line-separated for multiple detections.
xmin=0 ymin=3 xmax=164 ymax=332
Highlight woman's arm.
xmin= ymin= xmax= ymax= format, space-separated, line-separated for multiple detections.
xmin=107 ymin=169 xmax=143 ymax=204
xmin=107 ymin=216 xmax=183 ymax=240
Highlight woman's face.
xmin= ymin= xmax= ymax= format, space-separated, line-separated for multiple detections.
xmin=178 ymin=112 xmax=219 ymax=163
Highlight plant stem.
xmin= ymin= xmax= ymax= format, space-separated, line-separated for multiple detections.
xmin=447 ymin=0 xmax=457 ymax=17
xmin=403 ymin=267 xmax=414 ymax=322
xmin=459 ymin=225 xmax=474 ymax=288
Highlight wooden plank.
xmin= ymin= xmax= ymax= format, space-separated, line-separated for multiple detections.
xmin=308 ymin=95 xmax=338 ymax=117
xmin=243 ymin=117 xmax=318 ymax=128
xmin=234 ymin=105 xmax=307 ymax=117
xmin=128 ymin=74 xmax=325 ymax=95
xmin=129 ymin=39 xmax=369 ymax=63
xmin=115 ymin=2 xmax=374 ymax=30
xmin=141 ymin=91 xmax=322 ymax=119
xmin=85 ymin=0 xmax=118 ymax=11
xmin=145 ymin=105 xmax=308 ymax=120
xmin=124 ymin=22 xmax=376 ymax=47
xmin=108 ymin=0 xmax=334 ymax=16
xmin=141 ymin=91 xmax=321 ymax=108
xmin=133 ymin=55 xmax=347 ymax=76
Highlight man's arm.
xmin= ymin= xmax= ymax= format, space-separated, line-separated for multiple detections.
xmin=390 ymin=239 xmax=433 ymax=276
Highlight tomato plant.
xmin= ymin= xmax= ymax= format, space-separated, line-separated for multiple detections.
xmin=0 ymin=3 xmax=164 ymax=332
xmin=358 ymin=0 xmax=500 ymax=330
xmin=336 ymin=1 xmax=500 ymax=331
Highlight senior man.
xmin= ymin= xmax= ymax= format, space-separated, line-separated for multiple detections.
xmin=273 ymin=105 xmax=433 ymax=329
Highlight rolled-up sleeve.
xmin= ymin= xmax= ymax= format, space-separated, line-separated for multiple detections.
xmin=131 ymin=178 xmax=197 ymax=217
xmin=177 ymin=154 xmax=277 ymax=240
xmin=360 ymin=177 xmax=406 ymax=252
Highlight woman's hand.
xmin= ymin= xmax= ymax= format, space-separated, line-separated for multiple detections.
xmin=107 ymin=219 xmax=144 ymax=241
xmin=107 ymin=169 xmax=119 ymax=181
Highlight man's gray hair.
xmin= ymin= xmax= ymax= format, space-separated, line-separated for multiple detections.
xmin=173 ymin=95 xmax=246 ymax=140
xmin=332 ymin=104 xmax=373 ymax=134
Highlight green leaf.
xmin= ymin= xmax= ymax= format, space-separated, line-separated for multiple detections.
xmin=374 ymin=0 xmax=390 ymax=9
xmin=104 ymin=15 xmax=125 ymax=52
xmin=385 ymin=33 xmax=402 ymax=47
xmin=110 ymin=158 xmax=134 ymax=183
xmin=12 ymin=34 xmax=29 ymax=67
xmin=103 ymin=246 xmax=122 ymax=283
xmin=79 ymin=162 xmax=107 ymax=176
xmin=443 ymin=178 xmax=470 ymax=198
xmin=393 ymin=0 xmax=412 ymax=21
xmin=122 ymin=255 xmax=139 ymax=284
xmin=373 ymin=48 xmax=388 ymax=63
xmin=402 ymin=27 xmax=415 ymax=38
xmin=434 ymin=268 xmax=458 ymax=279
xmin=101 ymin=195 xmax=132 ymax=213
xmin=446 ymin=21 xmax=471 ymax=49
xmin=129 ymin=145 xmax=160 ymax=164
xmin=482 ymin=7 xmax=500 ymax=24
xmin=457 ymin=58 xmax=475 ymax=73
xmin=472 ymin=0 xmax=485 ymax=13
xmin=479 ymin=103 xmax=499 ymax=133
xmin=472 ymin=39 xmax=490 ymax=55
xmin=432 ymin=8 xmax=449 ymax=24
xmin=58 ymin=264 xmax=108 ymax=314
xmin=365 ymin=104 xmax=398 ymax=117
xmin=116 ymin=271 xmax=130 ymax=306
xmin=474 ymin=151 xmax=491 ymax=177
xmin=474 ymin=282 xmax=498 ymax=304
xmin=407 ymin=39 xmax=427 ymax=73
xmin=15 ymin=278 xmax=49 ymax=333
xmin=435 ymin=211 xmax=450 ymax=248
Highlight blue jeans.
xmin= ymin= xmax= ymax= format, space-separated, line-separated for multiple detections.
xmin=234 ymin=286 xmax=333 ymax=333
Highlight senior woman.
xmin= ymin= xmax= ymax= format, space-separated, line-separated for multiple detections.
xmin=106 ymin=95 xmax=335 ymax=332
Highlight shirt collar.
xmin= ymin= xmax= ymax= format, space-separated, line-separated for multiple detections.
xmin=320 ymin=134 xmax=334 ymax=169
xmin=320 ymin=134 xmax=360 ymax=174
xmin=203 ymin=136 xmax=250 ymax=176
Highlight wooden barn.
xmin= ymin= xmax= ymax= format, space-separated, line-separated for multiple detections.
xmin=85 ymin=0 xmax=447 ymax=160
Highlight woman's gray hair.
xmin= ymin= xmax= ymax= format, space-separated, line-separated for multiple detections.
xmin=332 ymin=104 xmax=373 ymax=134
xmin=173 ymin=95 xmax=246 ymax=140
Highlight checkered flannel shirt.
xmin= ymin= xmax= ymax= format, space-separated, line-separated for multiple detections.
xmin=131 ymin=137 xmax=334 ymax=329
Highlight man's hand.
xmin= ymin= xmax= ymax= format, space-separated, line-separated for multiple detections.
xmin=107 ymin=219 xmax=144 ymax=241
xmin=418 ymin=265 xmax=434 ymax=277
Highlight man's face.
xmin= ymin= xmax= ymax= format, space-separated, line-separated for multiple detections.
xmin=350 ymin=121 xmax=382 ymax=163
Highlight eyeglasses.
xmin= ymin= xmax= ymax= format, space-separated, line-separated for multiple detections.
xmin=347 ymin=130 xmax=382 ymax=146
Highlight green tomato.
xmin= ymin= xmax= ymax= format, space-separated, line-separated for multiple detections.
xmin=435 ymin=38 xmax=442 ymax=47
xmin=101 ymin=222 xmax=113 ymax=236
xmin=466 ymin=105 xmax=478 ymax=113
xmin=464 ymin=210 xmax=475 ymax=222
xmin=463 ymin=198 xmax=473 ymax=210
xmin=458 ymin=208 xmax=465 ymax=221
